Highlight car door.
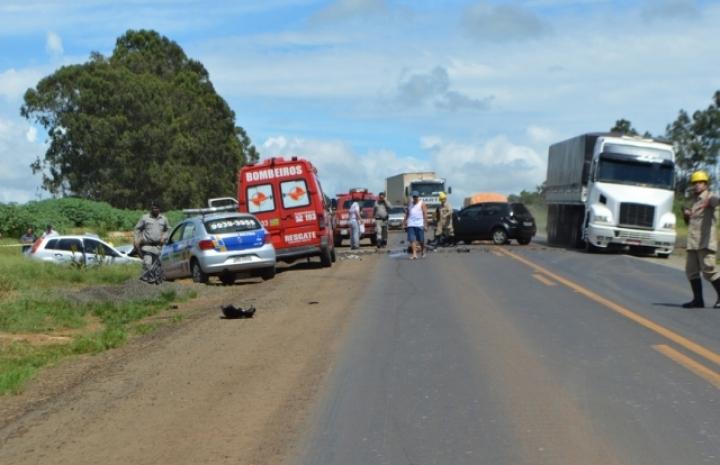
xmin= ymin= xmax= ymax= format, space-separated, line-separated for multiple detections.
xmin=53 ymin=238 xmax=85 ymax=265
xmin=175 ymin=221 xmax=197 ymax=278
xmin=454 ymin=205 xmax=483 ymax=240
xmin=83 ymin=238 xmax=119 ymax=265
xmin=478 ymin=203 xmax=502 ymax=238
xmin=161 ymin=223 xmax=186 ymax=278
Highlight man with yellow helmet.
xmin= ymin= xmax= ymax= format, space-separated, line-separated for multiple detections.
xmin=682 ymin=170 xmax=720 ymax=308
xmin=434 ymin=192 xmax=455 ymax=246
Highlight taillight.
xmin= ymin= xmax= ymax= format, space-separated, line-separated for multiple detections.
xmin=198 ymin=239 xmax=215 ymax=250
xmin=29 ymin=238 xmax=42 ymax=254
xmin=317 ymin=212 xmax=325 ymax=229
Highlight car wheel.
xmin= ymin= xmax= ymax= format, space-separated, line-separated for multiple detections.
xmin=320 ymin=247 xmax=332 ymax=267
xmin=491 ymin=228 xmax=508 ymax=245
xmin=334 ymin=236 xmax=343 ymax=247
xmin=657 ymin=252 xmax=671 ymax=259
xmin=219 ymin=273 xmax=236 ymax=285
xmin=517 ymin=237 xmax=531 ymax=245
xmin=191 ymin=259 xmax=208 ymax=284
xmin=260 ymin=266 xmax=276 ymax=280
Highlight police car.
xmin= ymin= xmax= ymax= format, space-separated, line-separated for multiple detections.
xmin=160 ymin=210 xmax=276 ymax=285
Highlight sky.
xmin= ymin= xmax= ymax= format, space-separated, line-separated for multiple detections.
xmin=1 ymin=0 xmax=719 ymax=205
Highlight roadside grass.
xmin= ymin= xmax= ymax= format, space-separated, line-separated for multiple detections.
xmin=0 ymin=241 xmax=192 ymax=395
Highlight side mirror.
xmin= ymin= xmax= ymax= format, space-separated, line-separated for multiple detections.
xmin=447 ymin=186 xmax=452 ymax=194
xmin=330 ymin=198 xmax=338 ymax=210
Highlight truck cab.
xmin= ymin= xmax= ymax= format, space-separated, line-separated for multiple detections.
xmin=237 ymin=156 xmax=336 ymax=267
xmin=333 ymin=188 xmax=378 ymax=247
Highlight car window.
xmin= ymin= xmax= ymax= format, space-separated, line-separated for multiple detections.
xmin=281 ymin=180 xmax=311 ymax=209
xmin=168 ymin=224 xmax=186 ymax=244
xmin=56 ymin=238 xmax=83 ymax=252
xmin=511 ymin=203 xmax=531 ymax=216
xmin=84 ymin=238 xmax=118 ymax=257
xmin=44 ymin=238 xmax=59 ymax=250
xmin=204 ymin=217 xmax=260 ymax=234
xmin=483 ymin=204 xmax=508 ymax=217
xmin=389 ymin=207 xmax=405 ymax=214
xmin=247 ymin=184 xmax=275 ymax=213
xmin=461 ymin=206 xmax=482 ymax=218
xmin=342 ymin=199 xmax=375 ymax=209
xmin=181 ymin=223 xmax=196 ymax=241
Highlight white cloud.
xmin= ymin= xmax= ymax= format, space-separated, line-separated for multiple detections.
xmin=259 ymin=132 xmax=546 ymax=206
xmin=0 ymin=116 xmax=45 ymax=203
xmin=0 ymin=68 xmax=43 ymax=101
xmin=25 ymin=125 xmax=37 ymax=143
xmin=395 ymin=66 xmax=493 ymax=111
xmin=463 ymin=2 xmax=552 ymax=42
xmin=46 ymin=31 xmax=64 ymax=56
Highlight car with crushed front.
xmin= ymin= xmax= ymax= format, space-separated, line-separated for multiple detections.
xmin=452 ymin=202 xmax=537 ymax=245
xmin=160 ymin=212 xmax=276 ymax=285
xmin=28 ymin=234 xmax=141 ymax=266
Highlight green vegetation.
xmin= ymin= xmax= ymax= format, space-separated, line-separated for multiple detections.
xmin=21 ymin=29 xmax=258 ymax=210
xmin=0 ymin=244 xmax=192 ymax=395
xmin=0 ymin=197 xmax=184 ymax=239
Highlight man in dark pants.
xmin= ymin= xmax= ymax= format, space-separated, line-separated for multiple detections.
xmin=682 ymin=170 xmax=720 ymax=308
xmin=134 ymin=201 xmax=170 ymax=284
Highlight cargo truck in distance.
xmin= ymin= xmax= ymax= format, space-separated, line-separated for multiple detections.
xmin=385 ymin=172 xmax=450 ymax=223
xmin=545 ymin=133 xmax=676 ymax=257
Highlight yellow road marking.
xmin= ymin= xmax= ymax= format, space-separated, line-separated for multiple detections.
xmin=653 ymin=345 xmax=720 ymax=390
xmin=499 ymin=249 xmax=720 ymax=368
xmin=532 ymin=273 xmax=557 ymax=286
xmin=492 ymin=250 xmax=504 ymax=257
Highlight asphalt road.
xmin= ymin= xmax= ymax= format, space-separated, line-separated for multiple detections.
xmin=290 ymin=236 xmax=720 ymax=465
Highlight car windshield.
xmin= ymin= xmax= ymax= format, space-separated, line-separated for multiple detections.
xmin=597 ymin=156 xmax=674 ymax=190
xmin=511 ymin=203 xmax=531 ymax=216
xmin=342 ymin=199 xmax=375 ymax=209
xmin=389 ymin=207 xmax=405 ymax=214
xmin=204 ymin=217 xmax=260 ymax=234
xmin=411 ymin=182 xmax=444 ymax=196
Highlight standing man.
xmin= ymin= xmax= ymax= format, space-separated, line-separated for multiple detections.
xmin=404 ymin=191 xmax=428 ymax=259
xmin=41 ymin=224 xmax=58 ymax=238
xmin=348 ymin=199 xmax=362 ymax=250
xmin=134 ymin=201 xmax=170 ymax=284
xmin=373 ymin=192 xmax=392 ymax=248
xmin=20 ymin=227 xmax=37 ymax=254
xmin=434 ymin=192 xmax=454 ymax=246
xmin=682 ymin=170 xmax=720 ymax=308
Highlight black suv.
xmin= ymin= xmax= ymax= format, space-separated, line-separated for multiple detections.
xmin=452 ymin=202 xmax=536 ymax=245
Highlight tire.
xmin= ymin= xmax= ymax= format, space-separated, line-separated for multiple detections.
xmin=260 ymin=266 xmax=276 ymax=280
xmin=491 ymin=228 xmax=508 ymax=245
xmin=657 ymin=252 xmax=671 ymax=259
xmin=320 ymin=247 xmax=332 ymax=267
xmin=517 ymin=237 xmax=531 ymax=245
xmin=584 ymin=239 xmax=599 ymax=253
xmin=331 ymin=247 xmax=337 ymax=263
xmin=334 ymin=236 xmax=343 ymax=247
xmin=190 ymin=259 xmax=208 ymax=284
xmin=370 ymin=235 xmax=377 ymax=247
xmin=219 ymin=273 xmax=236 ymax=285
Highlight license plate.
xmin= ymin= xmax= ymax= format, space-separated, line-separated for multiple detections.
xmin=626 ymin=239 xmax=641 ymax=245
xmin=523 ymin=221 xmax=533 ymax=226
xmin=233 ymin=256 xmax=253 ymax=264
xmin=340 ymin=229 xmax=348 ymax=236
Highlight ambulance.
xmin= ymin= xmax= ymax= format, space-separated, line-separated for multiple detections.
xmin=237 ymin=156 xmax=336 ymax=267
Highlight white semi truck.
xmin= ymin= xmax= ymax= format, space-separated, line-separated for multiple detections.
xmin=385 ymin=172 xmax=450 ymax=223
xmin=545 ymin=133 xmax=676 ymax=257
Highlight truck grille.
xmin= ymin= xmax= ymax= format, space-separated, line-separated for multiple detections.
xmin=619 ymin=203 xmax=654 ymax=229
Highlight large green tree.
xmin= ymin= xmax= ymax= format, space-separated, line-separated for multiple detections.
xmin=21 ymin=29 xmax=258 ymax=209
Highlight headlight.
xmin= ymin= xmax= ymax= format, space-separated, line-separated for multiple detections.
xmin=594 ymin=215 xmax=610 ymax=224
xmin=663 ymin=222 xmax=675 ymax=230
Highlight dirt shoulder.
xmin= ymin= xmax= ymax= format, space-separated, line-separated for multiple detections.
xmin=0 ymin=253 xmax=379 ymax=465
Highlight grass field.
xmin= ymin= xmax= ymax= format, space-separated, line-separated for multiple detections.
xmin=0 ymin=240 xmax=192 ymax=395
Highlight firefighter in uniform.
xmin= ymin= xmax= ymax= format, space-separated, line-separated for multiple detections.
xmin=434 ymin=192 xmax=454 ymax=246
xmin=682 ymin=170 xmax=720 ymax=308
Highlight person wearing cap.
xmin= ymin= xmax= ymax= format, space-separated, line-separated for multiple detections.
xmin=404 ymin=190 xmax=428 ymax=259
xmin=373 ymin=192 xmax=392 ymax=248
xmin=134 ymin=201 xmax=171 ymax=283
xmin=682 ymin=170 xmax=720 ymax=308
xmin=434 ymin=192 xmax=454 ymax=246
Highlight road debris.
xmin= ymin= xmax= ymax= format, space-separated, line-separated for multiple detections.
xmin=221 ymin=304 xmax=256 ymax=319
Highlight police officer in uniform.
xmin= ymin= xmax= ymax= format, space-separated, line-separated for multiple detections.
xmin=134 ymin=201 xmax=171 ymax=283
xmin=434 ymin=192 xmax=454 ymax=246
xmin=373 ymin=192 xmax=392 ymax=248
xmin=682 ymin=170 xmax=720 ymax=308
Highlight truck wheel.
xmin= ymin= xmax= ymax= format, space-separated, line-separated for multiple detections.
xmin=584 ymin=239 xmax=599 ymax=253
xmin=191 ymin=259 xmax=209 ymax=284
xmin=320 ymin=247 xmax=333 ymax=268
xmin=260 ymin=266 xmax=276 ymax=280
xmin=334 ymin=236 xmax=342 ymax=247
xmin=370 ymin=235 xmax=377 ymax=246
xmin=331 ymin=247 xmax=337 ymax=263
xmin=492 ymin=228 xmax=508 ymax=245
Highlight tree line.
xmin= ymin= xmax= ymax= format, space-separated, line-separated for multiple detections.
xmin=21 ymin=29 xmax=258 ymax=210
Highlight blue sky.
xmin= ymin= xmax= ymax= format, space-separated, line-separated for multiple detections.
xmin=1 ymin=0 xmax=719 ymax=204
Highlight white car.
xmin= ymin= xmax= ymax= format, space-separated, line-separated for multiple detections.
xmin=27 ymin=234 xmax=141 ymax=266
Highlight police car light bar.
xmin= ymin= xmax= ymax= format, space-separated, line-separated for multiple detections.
xmin=182 ymin=197 xmax=239 ymax=217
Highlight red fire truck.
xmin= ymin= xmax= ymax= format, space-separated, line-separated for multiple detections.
xmin=333 ymin=188 xmax=378 ymax=247
xmin=237 ymin=156 xmax=336 ymax=267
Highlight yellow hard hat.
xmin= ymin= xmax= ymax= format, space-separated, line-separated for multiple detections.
xmin=438 ymin=192 xmax=447 ymax=200
xmin=690 ymin=170 xmax=710 ymax=183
